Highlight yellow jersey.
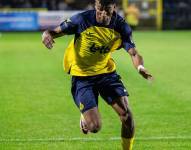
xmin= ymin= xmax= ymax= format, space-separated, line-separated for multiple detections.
xmin=60 ymin=10 xmax=135 ymax=76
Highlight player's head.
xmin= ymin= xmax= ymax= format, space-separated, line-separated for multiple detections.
xmin=95 ymin=0 xmax=116 ymax=25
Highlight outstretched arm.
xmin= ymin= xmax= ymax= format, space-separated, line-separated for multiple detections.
xmin=42 ymin=14 xmax=80 ymax=50
xmin=128 ymin=48 xmax=153 ymax=80
xmin=42 ymin=26 xmax=64 ymax=49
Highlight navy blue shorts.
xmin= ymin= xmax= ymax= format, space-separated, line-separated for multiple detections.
xmin=71 ymin=71 xmax=129 ymax=113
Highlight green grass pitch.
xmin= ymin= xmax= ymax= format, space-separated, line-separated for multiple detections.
xmin=0 ymin=31 xmax=191 ymax=150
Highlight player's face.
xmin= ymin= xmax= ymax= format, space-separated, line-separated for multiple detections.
xmin=95 ymin=1 xmax=115 ymax=25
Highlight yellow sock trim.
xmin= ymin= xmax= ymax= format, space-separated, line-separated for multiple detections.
xmin=122 ymin=137 xmax=134 ymax=150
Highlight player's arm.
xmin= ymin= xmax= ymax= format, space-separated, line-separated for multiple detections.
xmin=117 ymin=16 xmax=153 ymax=80
xmin=128 ymin=48 xmax=153 ymax=80
xmin=42 ymin=14 xmax=80 ymax=50
xmin=42 ymin=26 xmax=64 ymax=49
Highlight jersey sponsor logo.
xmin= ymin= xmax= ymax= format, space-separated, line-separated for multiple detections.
xmin=90 ymin=43 xmax=110 ymax=54
xmin=85 ymin=32 xmax=94 ymax=40
xmin=86 ymin=32 xmax=94 ymax=36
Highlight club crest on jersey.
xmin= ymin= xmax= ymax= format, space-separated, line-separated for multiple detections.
xmin=90 ymin=43 xmax=110 ymax=54
xmin=79 ymin=103 xmax=84 ymax=111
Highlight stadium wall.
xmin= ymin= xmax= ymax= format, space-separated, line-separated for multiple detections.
xmin=0 ymin=11 xmax=81 ymax=31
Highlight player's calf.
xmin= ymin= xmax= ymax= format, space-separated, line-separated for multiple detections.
xmin=119 ymin=108 xmax=135 ymax=150
xmin=112 ymin=96 xmax=135 ymax=150
xmin=120 ymin=109 xmax=135 ymax=138
xmin=81 ymin=107 xmax=102 ymax=133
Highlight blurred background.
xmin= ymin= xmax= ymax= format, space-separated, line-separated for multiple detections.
xmin=0 ymin=1 xmax=191 ymax=149
xmin=0 ymin=0 xmax=191 ymax=31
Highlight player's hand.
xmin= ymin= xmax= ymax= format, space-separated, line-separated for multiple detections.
xmin=42 ymin=31 xmax=55 ymax=49
xmin=139 ymin=68 xmax=153 ymax=81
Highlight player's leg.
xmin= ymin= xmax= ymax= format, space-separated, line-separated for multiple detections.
xmin=71 ymin=76 xmax=101 ymax=134
xmin=112 ymin=96 xmax=135 ymax=150
xmin=98 ymin=72 xmax=134 ymax=150
xmin=82 ymin=107 xmax=102 ymax=133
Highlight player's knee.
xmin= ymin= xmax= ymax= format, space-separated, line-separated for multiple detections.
xmin=87 ymin=121 xmax=101 ymax=133
xmin=120 ymin=111 xmax=134 ymax=128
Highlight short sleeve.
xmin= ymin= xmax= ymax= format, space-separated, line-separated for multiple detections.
xmin=60 ymin=13 xmax=82 ymax=35
xmin=116 ymin=16 xmax=136 ymax=51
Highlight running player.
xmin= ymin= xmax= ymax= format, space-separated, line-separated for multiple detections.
xmin=42 ymin=0 xmax=153 ymax=149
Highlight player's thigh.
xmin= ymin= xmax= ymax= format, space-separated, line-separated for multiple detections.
xmin=99 ymin=72 xmax=129 ymax=106
xmin=112 ymin=96 xmax=133 ymax=123
xmin=96 ymin=72 xmax=132 ymax=118
xmin=112 ymin=96 xmax=129 ymax=115
xmin=71 ymin=76 xmax=99 ymax=113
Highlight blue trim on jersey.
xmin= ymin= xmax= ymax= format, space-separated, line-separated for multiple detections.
xmin=60 ymin=10 xmax=135 ymax=51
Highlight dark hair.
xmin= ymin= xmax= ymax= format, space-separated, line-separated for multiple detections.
xmin=98 ymin=0 xmax=116 ymax=6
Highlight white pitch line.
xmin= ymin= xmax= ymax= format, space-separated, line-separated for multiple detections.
xmin=0 ymin=136 xmax=191 ymax=142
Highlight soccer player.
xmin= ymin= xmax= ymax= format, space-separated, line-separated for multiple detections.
xmin=42 ymin=0 xmax=153 ymax=149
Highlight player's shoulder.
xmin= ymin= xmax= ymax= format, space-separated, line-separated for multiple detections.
xmin=115 ymin=12 xmax=128 ymax=27
xmin=114 ymin=12 xmax=132 ymax=33
xmin=78 ymin=10 xmax=95 ymax=21
xmin=73 ymin=10 xmax=95 ymax=21
xmin=70 ymin=10 xmax=95 ymax=24
xmin=115 ymin=13 xmax=125 ymax=22
xmin=80 ymin=10 xmax=95 ymax=16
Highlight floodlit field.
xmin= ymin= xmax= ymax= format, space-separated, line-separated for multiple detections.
xmin=0 ymin=31 xmax=191 ymax=150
